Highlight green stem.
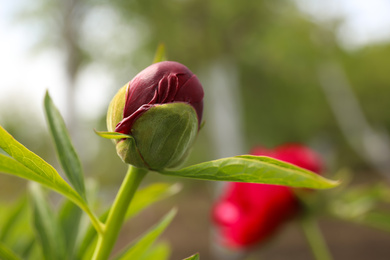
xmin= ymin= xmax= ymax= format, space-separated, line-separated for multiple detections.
xmin=92 ymin=165 xmax=148 ymax=260
xmin=300 ymin=215 xmax=333 ymax=260
xmin=80 ymin=202 xmax=105 ymax=235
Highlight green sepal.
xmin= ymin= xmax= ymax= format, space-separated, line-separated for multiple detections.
xmin=106 ymin=83 xmax=199 ymax=170
xmin=130 ymin=103 xmax=198 ymax=170
xmin=116 ymin=138 xmax=148 ymax=168
xmin=107 ymin=85 xmax=127 ymax=133
xmin=94 ymin=130 xmax=133 ymax=140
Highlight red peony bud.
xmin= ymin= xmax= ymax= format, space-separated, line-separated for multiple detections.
xmin=115 ymin=61 xmax=204 ymax=135
xmin=212 ymin=144 xmax=322 ymax=249
xmin=107 ymin=61 xmax=204 ymax=170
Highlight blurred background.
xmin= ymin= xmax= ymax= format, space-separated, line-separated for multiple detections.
xmin=1 ymin=0 xmax=390 ymax=259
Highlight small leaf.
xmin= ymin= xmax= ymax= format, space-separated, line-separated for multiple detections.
xmin=77 ymin=214 xmax=107 ymax=259
xmin=115 ymin=208 xmax=177 ymax=260
xmin=328 ymin=183 xmax=390 ymax=220
xmin=126 ymin=183 xmax=181 ymax=219
xmin=58 ymin=199 xmax=83 ymax=257
xmin=77 ymin=183 xmax=180 ymax=259
xmin=160 ymin=155 xmax=339 ymax=189
xmin=44 ymin=92 xmax=86 ymax=199
xmin=0 ymin=242 xmax=21 ymax=260
xmin=0 ymin=198 xmax=35 ymax=258
xmin=0 ymin=196 xmax=28 ymax=242
xmin=94 ymin=130 xmax=133 ymax=140
xmin=153 ymin=43 xmax=166 ymax=63
xmin=360 ymin=211 xmax=390 ymax=232
xmin=29 ymin=183 xmax=65 ymax=260
xmin=16 ymin=239 xmax=35 ymax=260
xmin=141 ymin=241 xmax=171 ymax=260
xmin=0 ymin=127 xmax=103 ymax=234
xmin=183 ymin=253 xmax=200 ymax=260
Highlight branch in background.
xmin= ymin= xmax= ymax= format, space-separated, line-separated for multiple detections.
xmin=318 ymin=61 xmax=390 ymax=178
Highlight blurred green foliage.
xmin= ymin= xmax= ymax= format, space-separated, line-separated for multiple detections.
xmin=3 ymin=0 xmax=390 ymax=185
xmin=103 ymin=0 xmax=390 ymax=169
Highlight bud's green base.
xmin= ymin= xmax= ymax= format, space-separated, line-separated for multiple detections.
xmin=107 ymin=87 xmax=199 ymax=170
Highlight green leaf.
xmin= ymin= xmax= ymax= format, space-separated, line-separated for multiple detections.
xmin=16 ymin=239 xmax=35 ymax=260
xmin=183 ymin=253 xmax=200 ymax=260
xmin=0 ymin=196 xmax=27 ymax=242
xmin=79 ymin=239 xmax=97 ymax=260
xmin=58 ymin=199 xmax=83 ymax=257
xmin=141 ymin=241 xmax=171 ymax=260
xmin=0 ymin=242 xmax=21 ymax=260
xmin=0 ymin=154 xmax=56 ymax=188
xmin=126 ymin=183 xmax=181 ymax=219
xmin=359 ymin=211 xmax=390 ymax=232
xmin=0 ymin=127 xmax=103 ymax=234
xmin=77 ymin=183 xmax=180 ymax=259
xmin=0 ymin=127 xmax=82 ymax=203
xmin=29 ymin=183 xmax=65 ymax=260
xmin=44 ymin=92 xmax=86 ymax=200
xmin=73 ymin=179 xmax=100 ymax=257
xmin=327 ymin=183 xmax=390 ymax=222
xmin=161 ymin=155 xmax=339 ymax=189
xmin=0 ymin=198 xmax=35 ymax=259
xmin=115 ymin=208 xmax=177 ymax=260
xmin=94 ymin=130 xmax=133 ymax=140
xmin=153 ymin=43 xmax=166 ymax=63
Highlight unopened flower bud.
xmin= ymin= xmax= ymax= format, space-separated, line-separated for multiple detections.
xmin=107 ymin=61 xmax=204 ymax=170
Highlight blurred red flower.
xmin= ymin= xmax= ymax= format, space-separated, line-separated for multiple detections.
xmin=212 ymin=144 xmax=323 ymax=249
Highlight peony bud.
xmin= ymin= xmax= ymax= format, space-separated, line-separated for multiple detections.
xmin=212 ymin=144 xmax=323 ymax=249
xmin=107 ymin=61 xmax=204 ymax=170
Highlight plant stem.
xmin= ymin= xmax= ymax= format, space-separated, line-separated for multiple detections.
xmin=80 ymin=202 xmax=105 ymax=235
xmin=300 ymin=215 xmax=333 ymax=260
xmin=92 ymin=165 xmax=148 ymax=260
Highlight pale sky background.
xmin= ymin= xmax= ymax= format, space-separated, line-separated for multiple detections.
xmin=1 ymin=0 xmax=390 ymax=125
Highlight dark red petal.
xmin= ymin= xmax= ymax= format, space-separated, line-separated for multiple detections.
xmin=118 ymin=61 xmax=204 ymax=134
xmin=115 ymin=104 xmax=154 ymax=134
xmin=157 ymin=74 xmax=179 ymax=103
xmin=123 ymin=80 xmax=158 ymax=119
xmin=174 ymin=75 xmax=204 ymax=124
